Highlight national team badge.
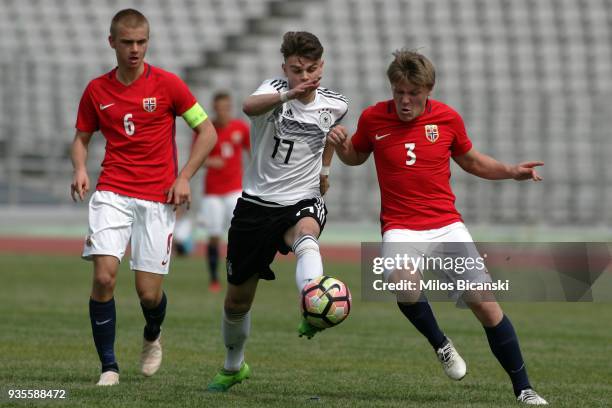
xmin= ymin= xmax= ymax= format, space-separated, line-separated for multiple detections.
xmin=231 ymin=130 xmax=243 ymax=144
xmin=425 ymin=124 xmax=439 ymax=143
xmin=143 ymin=97 xmax=157 ymax=112
xmin=319 ymin=109 xmax=333 ymax=130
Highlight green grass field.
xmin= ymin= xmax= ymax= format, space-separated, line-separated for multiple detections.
xmin=1 ymin=253 xmax=611 ymax=407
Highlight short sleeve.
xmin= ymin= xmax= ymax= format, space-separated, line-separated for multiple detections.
xmin=351 ymin=109 xmax=374 ymax=153
xmin=333 ymin=103 xmax=349 ymax=128
xmin=75 ymin=82 xmax=98 ymax=133
xmin=450 ymin=112 xmax=473 ymax=157
xmin=252 ymin=78 xmax=288 ymax=96
xmin=169 ymin=74 xmax=198 ymax=116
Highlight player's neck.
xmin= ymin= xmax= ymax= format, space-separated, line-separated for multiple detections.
xmin=115 ymin=63 xmax=145 ymax=86
xmin=214 ymin=118 xmax=231 ymax=128
xmin=296 ymin=90 xmax=316 ymax=105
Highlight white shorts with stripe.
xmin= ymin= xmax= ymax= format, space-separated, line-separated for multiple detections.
xmin=382 ymin=222 xmax=492 ymax=306
xmin=82 ymin=191 xmax=176 ymax=274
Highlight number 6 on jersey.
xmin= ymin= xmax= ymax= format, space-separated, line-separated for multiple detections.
xmin=123 ymin=113 xmax=135 ymax=136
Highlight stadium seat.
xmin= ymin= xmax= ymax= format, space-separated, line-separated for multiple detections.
xmin=1 ymin=0 xmax=610 ymax=227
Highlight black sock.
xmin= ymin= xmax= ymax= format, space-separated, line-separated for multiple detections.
xmin=484 ymin=315 xmax=531 ymax=396
xmin=141 ymin=292 xmax=167 ymax=341
xmin=207 ymin=243 xmax=219 ymax=282
xmin=89 ymin=298 xmax=119 ymax=373
xmin=397 ymin=300 xmax=446 ymax=350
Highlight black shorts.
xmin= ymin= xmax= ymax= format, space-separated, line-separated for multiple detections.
xmin=226 ymin=193 xmax=327 ymax=285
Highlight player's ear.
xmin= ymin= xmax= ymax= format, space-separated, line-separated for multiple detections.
xmin=108 ymin=35 xmax=115 ymax=49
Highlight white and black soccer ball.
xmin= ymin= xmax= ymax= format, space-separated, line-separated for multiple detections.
xmin=301 ymin=275 xmax=352 ymax=328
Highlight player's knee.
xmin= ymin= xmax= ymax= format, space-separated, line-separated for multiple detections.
xmin=92 ymin=256 xmax=118 ymax=289
xmin=293 ymin=234 xmax=319 ymax=257
xmin=93 ymin=273 xmax=116 ymax=291
xmin=136 ymin=284 xmax=162 ymax=308
xmin=224 ymin=297 xmax=252 ymax=315
xmin=395 ymin=290 xmax=422 ymax=305
xmin=468 ymin=301 xmax=503 ymax=327
xmin=295 ymin=223 xmax=320 ymax=239
xmin=138 ymin=290 xmax=161 ymax=309
xmin=387 ymin=269 xmax=422 ymax=304
xmin=286 ymin=219 xmax=320 ymax=245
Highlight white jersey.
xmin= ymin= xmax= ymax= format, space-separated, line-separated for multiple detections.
xmin=242 ymin=78 xmax=348 ymax=206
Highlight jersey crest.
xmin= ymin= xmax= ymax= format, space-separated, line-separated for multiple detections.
xmin=231 ymin=130 xmax=243 ymax=143
xmin=425 ymin=124 xmax=439 ymax=143
xmin=319 ymin=108 xmax=333 ymax=130
xmin=143 ymin=97 xmax=157 ymax=112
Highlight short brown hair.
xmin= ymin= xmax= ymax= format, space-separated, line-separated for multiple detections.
xmin=110 ymin=9 xmax=149 ymax=38
xmin=280 ymin=31 xmax=323 ymax=61
xmin=213 ymin=91 xmax=231 ymax=103
xmin=387 ymin=49 xmax=435 ymax=89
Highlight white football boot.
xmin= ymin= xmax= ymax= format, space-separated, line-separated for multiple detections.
xmin=96 ymin=371 xmax=119 ymax=386
xmin=435 ymin=337 xmax=467 ymax=380
xmin=140 ymin=334 xmax=162 ymax=377
xmin=517 ymin=389 xmax=548 ymax=405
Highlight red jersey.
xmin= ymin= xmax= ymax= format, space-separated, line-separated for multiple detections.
xmin=202 ymin=119 xmax=250 ymax=195
xmin=76 ymin=63 xmax=199 ymax=202
xmin=352 ymin=99 xmax=473 ymax=232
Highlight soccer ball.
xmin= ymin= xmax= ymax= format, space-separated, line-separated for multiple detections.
xmin=301 ymin=275 xmax=351 ymax=328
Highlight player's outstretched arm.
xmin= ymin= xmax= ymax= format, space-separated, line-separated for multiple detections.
xmin=70 ymin=130 xmax=93 ymax=202
xmin=167 ymin=119 xmax=217 ymax=209
xmin=453 ymin=148 xmax=544 ymax=181
xmin=242 ymin=78 xmax=320 ymax=116
xmin=327 ymin=125 xmax=370 ymax=166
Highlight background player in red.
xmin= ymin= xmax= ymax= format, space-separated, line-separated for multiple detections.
xmin=70 ymin=9 xmax=217 ymax=386
xmin=327 ymin=50 xmax=547 ymax=405
xmin=174 ymin=91 xmax=250 ymax=292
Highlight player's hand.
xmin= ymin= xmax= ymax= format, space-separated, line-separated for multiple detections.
xmin=327 ymin=125 xmax=348 ymax=147
xmin=205 ymin=157 xmax=225 ymax=169
xmin=512 ymin=161 xmax=544 ymax=181
xmin=166 ymin=176 xmax=191 ymax=211
xmin=70 ymin=169 xmax=90 ymax=202
xmin=319 ymin=175 xmax=330 ymax=196
xmin=287 ymin=77 xmax=321 ymax=100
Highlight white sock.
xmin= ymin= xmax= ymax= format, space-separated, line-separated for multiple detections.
xmin=222 ymin=310 xmax=250 ymax=372
xmin=293 ymin=235 xmax=323 ymax=292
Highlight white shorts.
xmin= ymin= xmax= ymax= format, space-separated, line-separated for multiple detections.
xmin=383 ymin=222 xmax=475 ymax=245
xmin=198 ymin=191 xmax=241 ymax=237
xmin=382 ymin=222 xmax=492 ymax=306
xmin=82 ymin=191 xmax=176 ymax=274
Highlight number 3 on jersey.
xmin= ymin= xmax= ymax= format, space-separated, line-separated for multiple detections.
xmin=123 ymin=113 xmax=135 ymax=136
xmin=405 ymin=143 xmax=416 ymax=166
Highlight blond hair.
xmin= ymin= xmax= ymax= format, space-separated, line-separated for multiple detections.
xmin=387 ymin=49 xmax=435 ymax=89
